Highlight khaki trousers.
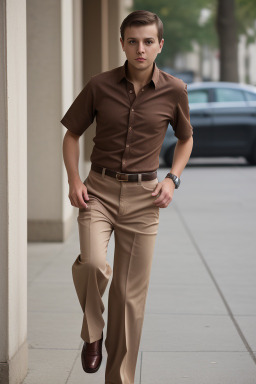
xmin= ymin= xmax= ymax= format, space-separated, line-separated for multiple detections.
xmin=72 ymin=166 xmax=160 ymax=384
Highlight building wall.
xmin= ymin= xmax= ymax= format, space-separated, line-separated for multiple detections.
xmin=0 ymin=0 xmax=28 ymax=382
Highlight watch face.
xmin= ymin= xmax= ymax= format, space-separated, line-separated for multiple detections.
xmin=172 ymin=175 xmax=180 ymax=188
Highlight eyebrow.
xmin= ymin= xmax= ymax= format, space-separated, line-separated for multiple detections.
xmin=126 ymin=37 xmax=155 ymax=40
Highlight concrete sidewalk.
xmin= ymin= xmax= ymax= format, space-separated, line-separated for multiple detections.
xmin=23 ymin=164 xmax=256 ymax=384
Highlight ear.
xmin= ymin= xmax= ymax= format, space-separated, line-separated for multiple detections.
xmin=120 ymin=37 xmax=124 ymax=50
xmin=158 ymin=38 xmax=164 ymax=53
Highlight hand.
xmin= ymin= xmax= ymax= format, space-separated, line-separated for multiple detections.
xmin=68 ymin=177 xmax=90 ymax=209
xmin=152 ymin=178 xmax=175 ymax=208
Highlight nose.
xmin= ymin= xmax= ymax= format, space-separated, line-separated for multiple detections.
xmin=137 ymin=41 xmax=145 ymax=54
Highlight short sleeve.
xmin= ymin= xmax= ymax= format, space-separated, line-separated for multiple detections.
xmin=172 ymin=83 xmax=193 ymax=140
xmin=60 ymin=78 xmax=96 ymax=136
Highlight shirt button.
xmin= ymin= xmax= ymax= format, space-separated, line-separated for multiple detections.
xmin=123 ymin=160 xmax=126 ymax=164
xmin=126 ymin=144 xmax=129 ymax=147
xmin=129 ymin=90 xmax=133 ymax=93
xmin=131 ymin=108 xmax=134 ymax=112
xmin=129 ymin=127 xmax=132 ymax=131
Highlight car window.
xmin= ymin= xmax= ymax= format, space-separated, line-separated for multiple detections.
xmin=215 ymin=88 xmax=246 ymax=102
xmin=244 ymin=91 xmax=256 ymax=101
xmin=188 ymin=90 xmax=209 ymax=104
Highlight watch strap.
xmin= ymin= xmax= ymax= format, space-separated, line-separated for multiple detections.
xmin=165 ymin=173 xmax=180 ymax=189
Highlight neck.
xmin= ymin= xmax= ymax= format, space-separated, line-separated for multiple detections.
xmin=126 ymin=61 xmax=154 ymax=85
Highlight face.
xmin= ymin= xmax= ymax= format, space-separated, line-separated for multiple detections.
xmin=120 ymin=24 xmax=164 ymax=72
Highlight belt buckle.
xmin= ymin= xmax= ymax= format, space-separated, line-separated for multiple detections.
xmin=116 ymin=172 xmax=129 ymax=181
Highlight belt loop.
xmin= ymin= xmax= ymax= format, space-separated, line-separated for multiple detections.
xmin=102 ymin=167 xmax=106 ymax=178
xmin=137 ymin=173 xmax=142 ymax=185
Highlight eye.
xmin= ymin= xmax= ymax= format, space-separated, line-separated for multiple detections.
xmin=128 ymin=40 xmax=136 ymax=44
xmin=146 ymin=40 xmax=153 ymax=45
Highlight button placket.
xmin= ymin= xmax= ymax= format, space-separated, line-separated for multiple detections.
xmin=122 ymin=116 xmax=134 ymax=171
xmin=122 ymin=112 xmax=134 ymax=172
xmin=127 ymin=82 xmax=135 ymax=105
xmin=122 ymin=81 xmax=142 ymax=172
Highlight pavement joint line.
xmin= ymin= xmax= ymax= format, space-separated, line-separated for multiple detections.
xmin=139 ymin=351 xmax=143 ymax=384
xmin=65 ymin=348 xmax=81 ymax=384
xmin=28 ymin=244 xmax=67 ymax=287
xmin=28 ymin=311 xmax=81 ymax=314
xmin=145 ymin=313 xmax=231 ymax=316
xmin=173 ymin=202 xmax=256 ymax=365
xmin=28 ymin=347 xmax=81 ymax=350
xmin=138 ymin=350 xmax=250 ymax=353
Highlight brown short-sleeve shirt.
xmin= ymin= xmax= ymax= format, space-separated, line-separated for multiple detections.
xmin=60 ymin=60 xmax=193 ymax=173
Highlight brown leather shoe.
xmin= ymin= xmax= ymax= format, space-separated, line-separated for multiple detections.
xmin=81 ymin=331 xmax=103 ymax=373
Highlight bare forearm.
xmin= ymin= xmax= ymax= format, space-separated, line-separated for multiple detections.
xmin=62 ymin=131 xmax=81 ymax=184
xmin=170 ymin=136 xmax=193 ymax=177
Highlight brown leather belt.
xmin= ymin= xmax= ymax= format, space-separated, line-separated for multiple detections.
xmin=91 ymin=163 xmax=157 ymax=182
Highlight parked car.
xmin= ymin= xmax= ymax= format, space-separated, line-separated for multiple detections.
xmin=161 ymin=66 xmax=195 ymax=83
xmin=160 ymin=81 xmax=256 ymax=166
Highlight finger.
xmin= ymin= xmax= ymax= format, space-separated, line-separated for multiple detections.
xmin=153 ymin=198 xmax=163 ymax=206
xmin=152 ymin=184 xmax=162 ymax=195
xmin=69 ymin=196 xmax=75 ymax=207
xmin=153 ymin=190 xmax=166 ymax=204
xmin=156 ymin=201 xmax=167 ymax=208
xmin=72 ymin=196 xmax=80 ymax=208
xmin=154 ymin=196 xmax=169 ymax=207
xmin=161 ymin=198 xmax=172 ymax=208
xmin=153 ymin=197 xmax=165 ymax=206
xmin=82 ymin=187 xmax=90 ymax=202
xmin=78 ymin=193 xmax=88 ymax=209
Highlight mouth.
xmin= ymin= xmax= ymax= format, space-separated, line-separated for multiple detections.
xmin=135 ymin=58 xmax=146 ymax=62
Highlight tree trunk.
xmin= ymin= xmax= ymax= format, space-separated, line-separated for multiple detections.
xmin=217 ymin=0 xmax=239 ymax=82
xmin=245 ymin=42 xmax=250 ymax=84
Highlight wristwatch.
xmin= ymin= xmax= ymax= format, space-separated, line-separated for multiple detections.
xmin=165 ymin=172 xmax=181 ymax=189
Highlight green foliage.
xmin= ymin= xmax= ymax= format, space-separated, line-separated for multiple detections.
xmin=235 ymin=0 xmax=256 ymax=43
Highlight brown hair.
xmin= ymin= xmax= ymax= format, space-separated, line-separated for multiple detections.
xmin=120 ymin=10 xmax=163 ymax=44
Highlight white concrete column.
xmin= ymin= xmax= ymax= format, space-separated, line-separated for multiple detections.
xmin=27 ymin=0 xmax=83 ymax=241
xmin=0 ymin=0 xmax=28 ymax=383
xmin=72 ymin=0 xmax=86 ymax=192
xmin=108 ymin=0 xmax=127 ymax=69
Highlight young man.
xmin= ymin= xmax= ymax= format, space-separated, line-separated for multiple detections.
xmin=61 ymin=10 xmax=193 ymax=384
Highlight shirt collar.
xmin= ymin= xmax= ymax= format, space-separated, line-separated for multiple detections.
xmin=117 ymin=59 xmax=160 ymax=89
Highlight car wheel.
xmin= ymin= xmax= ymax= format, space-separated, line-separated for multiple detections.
xmin=164 ymin=145 xmax=175 ymax=167
xmin=247 ymin=139 xmax=256 ymax=165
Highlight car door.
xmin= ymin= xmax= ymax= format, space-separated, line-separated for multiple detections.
xmin=188 ymin=88 xmax=214 ymax=156
xmin=211 ymin=87 xmax=250 ymax=156
xmin=244 ymin=90 xmax=256 ymax=133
